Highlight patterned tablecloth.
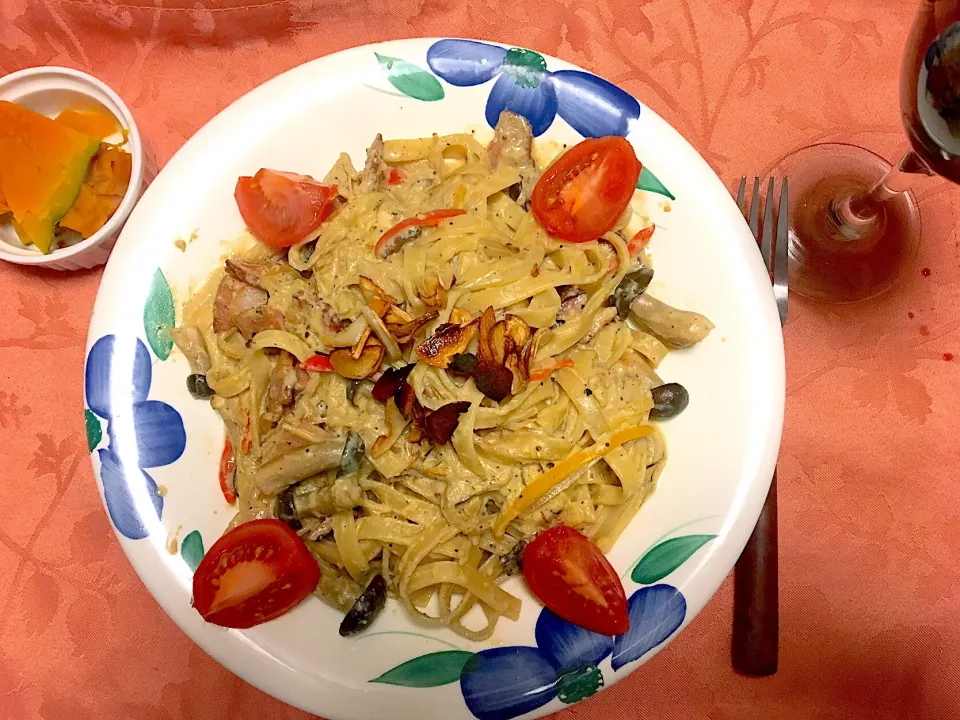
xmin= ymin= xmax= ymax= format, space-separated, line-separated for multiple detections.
xmin=2 ymin=1 xmax=959 ymax=718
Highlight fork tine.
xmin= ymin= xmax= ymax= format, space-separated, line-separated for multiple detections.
xmin=749 ymin=177 xmax=761 ymax=240
xmin=774 ymin=178 xmax=789 ymax=324
xmin=736 ymin=176 xmax=747 ymax=214
xmin=761 ymin=177 xmax=775 ymax=274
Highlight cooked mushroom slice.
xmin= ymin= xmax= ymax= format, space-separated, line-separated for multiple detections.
xmin=490 ymin=315 xmax=530 ymax=365
xmin=501 ymin=539 xmax=527 ymax=576
xmin=295 ymin=477 xmax=362 ymax=517
xmin=650 ymin=383 xmax=690 ymax=420
xmin=350 ymin=327 xmax=373 ymax=360
xmin=186 ymin=373 xmax=215 ymax=399
xmin=503 ymin=315 xmax=530 ymax=349
xmin=449 ymin=307 xmax=472 ymax=326
xmin=609 ymin=266 xmax=655 ymax=320
xmin=337 ymin=431 xmax=365 ymax=478
xmin=277 ymin=485 xmax=302 ymax=531
xmin=415 ymin=322 xmax=477 ymax=368
xmin=476 ymin=306 xmax=497 ymax=366
xmin=330 ymin=340 xmax=385 ymax=379
xmin=418 ymin=275 xmax=447 ymax=310
xmin=171 ymin=326 xmax=211 ymax=374
xmin=389 ymin=311 xmax=438 ymax=344
xmin=345 ymin=379 xmax=362 ymax=406
xmin=256 ymin=440 xmax=344 ymax=494
xmin=503 ymin=346 xmax=527 ymax=393
xmin=521 ymin=328 xmax=546 ymax=379
xmin=629 ymin=294 xmax=714 ymax=348
xmin=383 ymin=305 xmax=415 ymax=327
xmin=359 ymin=276 xmax=396 ymax=318
xmin=339 ymin=574 xmax=387 ymax=636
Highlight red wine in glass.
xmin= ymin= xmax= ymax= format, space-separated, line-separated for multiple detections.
xmin=903 ymin=1 xmax=960 ymax=182
xmin=771 ymin=0 xmax=956 ymax=304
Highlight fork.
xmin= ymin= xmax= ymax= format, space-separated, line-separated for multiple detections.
xmin=731 ymin=176 xmax=788 ymax=676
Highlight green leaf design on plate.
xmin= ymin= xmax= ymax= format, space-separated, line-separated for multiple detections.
xmin=631 ymin=534 xmax=716 ymax=584
xmin=143 ymin=268 xmax=175 ymax=360
xmin=375 ymin=53 xmax=445 ymax=102
xmin=636 ymin=166 xmax=675 ymax=201
xmin=370 ymin=650 xmax=474 ymax=687
xmin=181 ymin=530 xmax=204 ymax=572
xmin=85 ymin=408 xmax=102 ymax=452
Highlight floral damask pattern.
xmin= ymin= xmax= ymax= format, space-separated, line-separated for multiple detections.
xmin=1 ymin=1 xmax=959 ymax=720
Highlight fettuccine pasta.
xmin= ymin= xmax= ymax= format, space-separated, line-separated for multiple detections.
xmin=177 ymin=112 xmax=714 ymax=639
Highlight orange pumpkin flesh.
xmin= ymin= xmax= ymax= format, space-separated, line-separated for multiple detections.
xmin=0 ymin=101 xmax=133 ymax=251
xmin=0 ymin=101 xmax=101 ymax=252
xmin=54 ymin=108 xmax=121 ymax=141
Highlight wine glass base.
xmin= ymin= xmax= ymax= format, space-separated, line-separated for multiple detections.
xmin=769 ymin=143 xmax=921 ymax=304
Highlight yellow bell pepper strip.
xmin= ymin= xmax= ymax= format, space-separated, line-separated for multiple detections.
xmin=493 ymin=424 xmax=654 ymax=536
xmin=528 ymin=359 xmax=575 ymax=383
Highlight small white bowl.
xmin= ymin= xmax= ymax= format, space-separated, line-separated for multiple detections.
xmin=0 ymin=66 xmax=153 ymax=271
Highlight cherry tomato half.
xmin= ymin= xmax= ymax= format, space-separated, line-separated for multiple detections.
xmin=523 ymin=525 xmax=629 ymax=636
xmin=531 ymin=137 xmax=642 ymax=244
xmin=192 ymin=519 xmax=320 ymax=629
xmin=234 ymin=169 xmax=339 ymax=248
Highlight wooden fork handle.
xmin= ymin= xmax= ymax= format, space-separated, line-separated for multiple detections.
xmin=732 ymin=470 xmax=779 ymax=676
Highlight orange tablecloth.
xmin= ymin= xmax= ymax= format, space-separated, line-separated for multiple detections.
xmin=2 ymin=2 xmax=959 ymax=718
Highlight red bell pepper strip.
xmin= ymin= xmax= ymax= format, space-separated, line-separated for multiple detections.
xmin=374 ymin=209 xmax=466 ymax=258
xmin=219 ymin=437 xmax=237 ymax=504
xmin=300 ymin=354 xmax=333 ymax=372
xmin=385 ymin=167 xmax=406 ymax=186
xmin=627 ymin=224 xmax=655 ymax=255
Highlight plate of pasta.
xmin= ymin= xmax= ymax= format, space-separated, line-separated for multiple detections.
xmin=84 ymin=38 xmax=784 ymax=720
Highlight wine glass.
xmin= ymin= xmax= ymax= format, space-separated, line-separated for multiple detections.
xmin=771 ymin=0 xmax=957 ymax=304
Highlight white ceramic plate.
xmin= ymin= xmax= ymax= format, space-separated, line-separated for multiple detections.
xmin=84 ymin=38 xmax=784 ymax=720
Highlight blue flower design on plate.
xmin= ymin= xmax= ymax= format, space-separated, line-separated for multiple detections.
xmin=85 ymin=333 xmax=186 ymax=539
xmin=459 ymin=586 xmax=686 ymax=719
xmin=426 ymin=39 xmax=641 ymax=138
xmin=370 ymin=583 xmax=687 ymax=720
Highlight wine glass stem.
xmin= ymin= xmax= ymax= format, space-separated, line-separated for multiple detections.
xmin=863 ymin=149 xmax=932 ymax=204
xmin=835 ymin=149 xmax=932 ymax=232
